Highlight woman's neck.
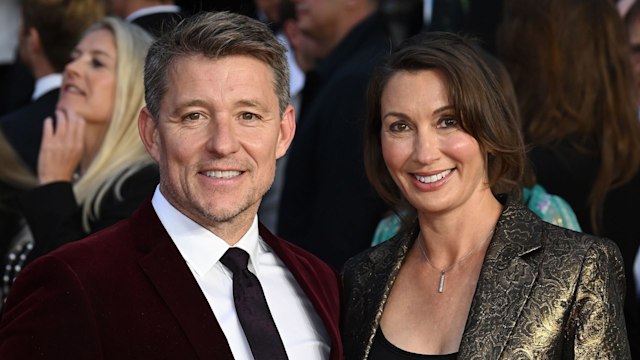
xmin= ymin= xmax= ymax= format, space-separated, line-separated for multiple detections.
xmin=80 ymin=122 xmax=108 ymax=174
xmin=416 ymin=190 xmax=502 ymax=264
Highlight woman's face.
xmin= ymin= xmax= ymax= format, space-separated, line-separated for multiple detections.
xmin=57 ymin=29 xmax=117 ymax=125
xmin=380 ymin=70 xmax=489 ymax=215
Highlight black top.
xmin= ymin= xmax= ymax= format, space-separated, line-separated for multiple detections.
xmin=369 ymin=330 xmax=458 ymax=360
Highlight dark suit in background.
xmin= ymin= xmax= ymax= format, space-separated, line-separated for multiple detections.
xmin=0 ymin=199 xmax=342 ymax=359
xmin=278 ymin=12 xmax=389 ymax=269
xmin=0 ymin=87 xmax=58 ymax=173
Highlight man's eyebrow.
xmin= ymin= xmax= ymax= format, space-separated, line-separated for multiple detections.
xmin=235 ymin=99 xmax=271 ymax=113
xmin=168 ymin=99 xmax=209 ymax=116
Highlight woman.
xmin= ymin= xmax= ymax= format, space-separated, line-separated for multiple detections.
xmin=497 ymin=0 xmax=640 ymax=354
xmin=3 ymin=18 xmax=158 ymax=283
xmin=341 ymin=32 xmax=631 ymax=359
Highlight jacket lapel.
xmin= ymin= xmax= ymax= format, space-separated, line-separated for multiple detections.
xmin=459 ymin=200 xmax=543 ymax=359
xmin=259 ymin=223 xmax=343 ymax=360
xmin=131 ymin=201 xmax=234 ymax=360
xmin=345 ymin=223 xmax=417 ymax=360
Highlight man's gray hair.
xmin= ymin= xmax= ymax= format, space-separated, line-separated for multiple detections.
xmin=144 ymin=11 xmax=290 ymax=119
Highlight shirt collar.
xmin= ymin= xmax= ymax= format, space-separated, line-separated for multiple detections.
xmin=151 ymin=186 xmax=262 ymax=277
xmin=32 ymin=73 xmax=62 ymax=101
xmin=126 ymin=5 xmax=181 ymax=22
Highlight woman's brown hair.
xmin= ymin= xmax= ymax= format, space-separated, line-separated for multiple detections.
xmin=364 ymin=32 xmax=527 ymax=216
xmin=497 ymin=0 xmax=640 ymax=234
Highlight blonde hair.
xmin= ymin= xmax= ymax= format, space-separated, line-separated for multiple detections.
xmin=73 ymin=17 xmax=154 ymax=231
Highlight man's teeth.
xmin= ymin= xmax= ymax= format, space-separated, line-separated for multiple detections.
xmin=204 ymin=170 xmax=241 ymax=179
xmin=416 ymin=169 xmax=452 ymax=184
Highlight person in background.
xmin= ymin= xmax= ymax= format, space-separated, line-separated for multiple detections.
xmin=625 ymin=0 xmax=640 ymax=109
xmin=106 ymin=0 xmax=184 ymax=38
xmin=256 ymin=0 xmax=306 ymax=232
xmin=0 ymin=0 xmax=25 ymax=116
xmin=0 ymin=11 xmax=341 ymax=359
xmin=0 ymin=0 xmax=105 ymax=302
xmin=0 ymin=18 xmax=159 ymax=302
xmin=342 ymin=31 xmax=630 ymax=359
xmin=497 ymin=0 xmax=640 ymax=355
xmin=277 ymin=0 xmax=390 ymax=268
xmin=0 ymin=0 xmax=104 ymax=175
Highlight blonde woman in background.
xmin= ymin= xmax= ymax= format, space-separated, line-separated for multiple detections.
xmin=4 ymin=17 xmax=158 ymax=286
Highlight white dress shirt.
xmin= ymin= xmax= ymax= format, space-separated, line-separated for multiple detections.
xmin=32 ymin=73 xmax=62 ymax=101
xmin=151 ymin=187 xmax=330 ymax=360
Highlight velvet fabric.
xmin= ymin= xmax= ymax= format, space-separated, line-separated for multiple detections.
xmin=0 ymin=199 xmax=343 ymax=359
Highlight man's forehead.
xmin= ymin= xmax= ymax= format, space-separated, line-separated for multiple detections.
xmin=159 ymin=54 xmax=280 ymax=111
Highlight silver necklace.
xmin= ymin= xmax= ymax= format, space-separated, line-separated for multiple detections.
xmin=417 ymin=229 xmax=494 ymax=293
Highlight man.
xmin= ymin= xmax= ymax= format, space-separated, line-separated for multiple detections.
xmin=277 ymin=0 xmax=389 ymax=268
xmin=107 ymin=0 xmax=184 ymax=38
xmin=0 ymin=12 xmax=341 ymax=359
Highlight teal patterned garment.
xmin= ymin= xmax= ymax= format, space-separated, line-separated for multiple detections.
xmin=371 ymin=185 xmax=582 ymax=246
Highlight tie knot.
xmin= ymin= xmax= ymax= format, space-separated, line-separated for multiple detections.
xmin=220 ymin=247 xmax=249 ymax=274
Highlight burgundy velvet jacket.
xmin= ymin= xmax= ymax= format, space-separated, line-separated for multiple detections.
xmin=0 ymin=200 xmax=343 ymax=359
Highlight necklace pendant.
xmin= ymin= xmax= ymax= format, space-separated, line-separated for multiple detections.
xmin=438 ymin=271 xmax=445 ymax=293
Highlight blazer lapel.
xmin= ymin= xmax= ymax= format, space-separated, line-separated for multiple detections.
xmin=259 ymin=223 xmax=343 ymax=360
xmin=459 ymin=200 xmax=543 ymax=359
xmin=132 ymin=201 xmax=234 ymax=360
xmin=343 ymin=223 xmax=418 ymax=360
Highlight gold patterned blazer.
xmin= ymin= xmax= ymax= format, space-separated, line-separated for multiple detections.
xmin=341 ymin=196 xmax=631 ymax=359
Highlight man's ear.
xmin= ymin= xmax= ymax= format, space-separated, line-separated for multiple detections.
xmin=275 ymin=104 xmax=296 ymax=159
xmin=138 ymin=107 xmax=161 ymax=163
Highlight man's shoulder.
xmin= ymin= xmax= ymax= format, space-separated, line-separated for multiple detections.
xmin=42 ymin=216 xmax=139 ymax=273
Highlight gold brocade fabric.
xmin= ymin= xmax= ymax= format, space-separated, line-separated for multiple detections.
xmin=341 ymin=196 xmax=631 ymax=359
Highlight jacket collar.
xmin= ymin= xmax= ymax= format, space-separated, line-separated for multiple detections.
xmin=352 ymin=195 xmax=543 ymax=359
xmin=130 ymin=200 xmax=342 ymax=360
xmin=458 ymin=196 xmax=543 ymax=357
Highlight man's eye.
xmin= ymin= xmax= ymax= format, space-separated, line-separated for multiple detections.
xmin=241 ymin=112 xmax=256 ymax=121
xmin=184 ymin=113 xmax=202 ymax=121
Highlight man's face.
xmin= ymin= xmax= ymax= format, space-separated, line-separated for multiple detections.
xmin=294 ymin=0 xmax=343 ymax=41
xmin=140 ymin=54 xmax=295 ymax=237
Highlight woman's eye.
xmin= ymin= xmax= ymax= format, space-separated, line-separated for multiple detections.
xmin=389 ymin=122 xmax=409 ymax=132
xmin=184 ymin=113 xmax=202 ymax=121
xmin=438 ymin=117 xmax=458 ymax=129
xmin=91 ymin=59 xmax=104 ymax=68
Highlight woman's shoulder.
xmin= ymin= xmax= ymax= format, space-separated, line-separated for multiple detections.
xmin=343 ymin=228 xmax=414 ymax=281
xmin=533 ymin=220 xmax=624 ymax=279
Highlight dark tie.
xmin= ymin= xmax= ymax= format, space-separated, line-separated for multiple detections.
xmin=220 ymin=248 xmax=289 ymax=360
